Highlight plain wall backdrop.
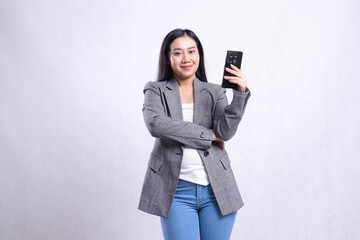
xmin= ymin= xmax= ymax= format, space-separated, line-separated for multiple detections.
xmin=1 ymin=0 xmax=359 ymax=239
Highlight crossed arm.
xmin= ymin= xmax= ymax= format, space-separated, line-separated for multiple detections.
xmin=142 ymin=82 xmax=251 ymax=150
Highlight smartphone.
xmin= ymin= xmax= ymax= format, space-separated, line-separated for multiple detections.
xmin=221 ymin=51 xmax=243 ymax=89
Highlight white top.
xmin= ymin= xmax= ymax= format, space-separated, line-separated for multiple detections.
xmin=179 ymin=103 xmax=210 ymax=186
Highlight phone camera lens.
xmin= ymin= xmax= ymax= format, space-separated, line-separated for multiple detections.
xmin=234 ymin=53 xmax=238 ymax=58
xmin=229 ymin=53 xmax=233 ymax=58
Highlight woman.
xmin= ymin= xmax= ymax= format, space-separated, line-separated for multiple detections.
xmin=138 ymin=28 xmax=251 ymax=240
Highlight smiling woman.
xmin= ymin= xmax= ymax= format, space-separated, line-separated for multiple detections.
xmin=168 ymin=36 xmax=200 ymax=104
xmin=138 ymin=28 xmax=251 ymax=240
xmin=157 ymin=29 xmax=207 ymax=83
xmin=169 ymin=40 xmax=199 ymax=80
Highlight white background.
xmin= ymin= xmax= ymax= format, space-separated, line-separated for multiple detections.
xmin=1 ymin=0 xmax=359 ymax=239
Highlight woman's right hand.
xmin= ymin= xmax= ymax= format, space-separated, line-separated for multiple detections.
xmin=212 ymin=130 xmax=225 ymax=150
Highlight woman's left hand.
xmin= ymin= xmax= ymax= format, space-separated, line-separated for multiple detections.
xmin=224 ymin=64 xmax=247 ymax=93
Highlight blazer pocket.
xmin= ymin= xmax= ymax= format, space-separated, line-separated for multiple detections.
xmin=219 ymin=152 xmax=231 ymax=170
xmin=148 ymin=153 xmax=164 ymax=173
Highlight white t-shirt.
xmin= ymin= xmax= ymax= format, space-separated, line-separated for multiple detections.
xmin=179 ymin=103 xmax=210 ymax=186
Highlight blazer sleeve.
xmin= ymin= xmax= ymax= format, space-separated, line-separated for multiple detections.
xmin=142 ymin=81 xmax=213 ymax=150
xmin=212 ymin=87 xmax=251 ymax=141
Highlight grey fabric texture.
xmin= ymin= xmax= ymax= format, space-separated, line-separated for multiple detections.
xmin=138 ymin=77 xmax=251 ymax=218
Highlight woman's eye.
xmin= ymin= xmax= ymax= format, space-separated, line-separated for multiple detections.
xmin=189 ymin=50 xmax=195 ymax=54
xmin=174 ymin=52 xmax=182 ymax=56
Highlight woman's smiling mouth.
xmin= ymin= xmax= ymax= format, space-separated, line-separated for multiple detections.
xmin=181 ymin=65 xmax=192 ymax=70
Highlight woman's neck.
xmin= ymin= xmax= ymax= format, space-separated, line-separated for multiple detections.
xmin=176 ymin=76 xmax=194 ymax=104
xmin=175 ymin=75 xmax=195 ymax=88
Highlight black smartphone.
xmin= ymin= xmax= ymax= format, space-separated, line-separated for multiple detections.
xmin=221 ymin=50 xmax=243 ymax=89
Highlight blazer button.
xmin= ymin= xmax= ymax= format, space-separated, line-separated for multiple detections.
xmin=204 ymin=151 xmax=209 ymax=157
xmin=200 ymin=132 xmax=205 ymax=138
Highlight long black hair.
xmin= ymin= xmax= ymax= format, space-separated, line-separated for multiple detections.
xmin=157 ymin=29 xmax=207 ymax=82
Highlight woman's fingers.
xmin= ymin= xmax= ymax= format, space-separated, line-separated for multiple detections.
xmin=224 ymin=75 xmax=247 ymax=93
xmin=225 ymin=64 xmax=242 ymax=76
xmin=230 ymin=63 xmax=240 ymax=71
xmin=224 ymin=75 xmax=245 ymax=85
xmin=221 ymin=141 xmax=225 ymax=150
xmin=211 ymin=129 xmax=226 ymax=149
xmin=224 ymin=75 xmax=242 ymax=81
xmin=225 ymin=68 xmax=240 ymax=77
xmin=224 ymin=64 xmax=247 ymax=92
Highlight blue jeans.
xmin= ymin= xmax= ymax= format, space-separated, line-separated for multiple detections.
xmin=160 ymin=179 xmax=237 ymax=240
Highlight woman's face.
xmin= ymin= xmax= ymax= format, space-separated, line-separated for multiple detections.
xmin=169 ymin=35 xmax=200 ymax=81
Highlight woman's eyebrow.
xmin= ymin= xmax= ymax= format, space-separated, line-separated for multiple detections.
xmin=173 ymin=46 xmax=196 ymax=51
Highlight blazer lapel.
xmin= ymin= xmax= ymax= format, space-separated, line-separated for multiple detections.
xmin=163 ymin=77 xmax=208 ymax=123
xmin=193 ymin=77 xmax=207 ymax=125
xmin=163 ymin=78 xmax=183 ymax=120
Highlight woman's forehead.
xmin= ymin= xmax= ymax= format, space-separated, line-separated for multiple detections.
xmin=170 ymin=36 xmax=197 ymax=50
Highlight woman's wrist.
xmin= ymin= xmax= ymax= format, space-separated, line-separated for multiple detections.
xmin=237 ymin=86 xmax=246 ymax=93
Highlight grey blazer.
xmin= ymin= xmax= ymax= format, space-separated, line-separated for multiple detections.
xmin=138 ymin=77 xmax=251 ymax=218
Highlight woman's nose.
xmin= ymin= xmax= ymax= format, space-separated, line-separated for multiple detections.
xmin=181 ymin=53 xmax=190 ymax=62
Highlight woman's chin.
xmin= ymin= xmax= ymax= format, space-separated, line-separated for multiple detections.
xmin=175 ymin=72 xmax=196 ymax=80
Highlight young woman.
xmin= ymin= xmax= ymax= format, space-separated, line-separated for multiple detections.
xmin=138 ymin=28 xmax=251 ymax=240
